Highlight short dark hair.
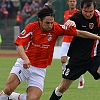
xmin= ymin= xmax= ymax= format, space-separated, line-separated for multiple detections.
xmin=80 ymin=0 xmax=96 ymax=9
xmin=37 ymin=5 xmax=55 ymax=20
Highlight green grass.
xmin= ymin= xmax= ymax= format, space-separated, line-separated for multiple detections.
xmin=0 ymin=57 xmax=100 ymax=100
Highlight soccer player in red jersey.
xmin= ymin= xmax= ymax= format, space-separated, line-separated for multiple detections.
xmin=0 ymin=5 xmax=100 ymax=100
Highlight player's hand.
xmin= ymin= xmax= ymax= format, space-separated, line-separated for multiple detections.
xmin=23 ymin=58 xmax=30 ymax=69
xmin=64 ymin=20 xmax=76 ymax=28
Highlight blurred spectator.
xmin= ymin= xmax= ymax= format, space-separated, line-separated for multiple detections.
xmin=38 ymin=0 xmax=44 ymax=7
xmin=2 ymin=7 xmax=8 ymax=27
xmin=30 ymin=0 xmax=36 ymax=10
xmin=19 ymin=0 xmax=53 ymax=21
xmin=30 ymin=0 xmax=43 ymax=14
xmin=26 ymin=5 xmax=33 ymax=18
xmin=30 ymin=0 xmax=39 ymax=13
xmin=15 ymin=11 xmax=23 ymax=25
xmin=22 ymin=2 xmax=29 ymax=12
xmin=6 ymin=0 xmax=14 ymax=18
xmin=0 ymin=8 xmax=6 ymax=28
xmin=3 ymin=7 xmax=8 ymax=18
xmin=0 ymin=8 xmax=5 ymax=19
xmin=27 ymin=0 xmax=32 ymax=5
xmin=0 ymin=3 xmax=1 ymax=9
xmin=12 ymin=0 xmax=20 ymax=17
xmin=0 ymin=0 xmax=6 ymax=9
xmin=15 ymin=11 xmax=23 ymax=30
xmin=21 ymin=2 xmax=30 ymax=19
xmin=32 ymin=0 xmax=39 ymax=12
xmin=21 ymin=1 xmax=36 ymax=20
xmin=38 ymin=0 xmax=44 ymax=10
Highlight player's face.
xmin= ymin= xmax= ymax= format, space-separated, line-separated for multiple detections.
xmin=81 ymin=3 xmax=95 ymax=19
xmin=68 ymin=0 xmax=77 ymax=9
xmin=39 ymin=16 xmax=54 ymax=32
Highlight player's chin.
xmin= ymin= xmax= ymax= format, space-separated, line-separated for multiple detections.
xmin=84 ymin=16 xmax=93 ymax=19
xmin=45 ymin=28 xmax=52 ymax=32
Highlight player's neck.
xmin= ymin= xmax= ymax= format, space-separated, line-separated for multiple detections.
xmin=69 ymin=8 xmax=76 ymax=12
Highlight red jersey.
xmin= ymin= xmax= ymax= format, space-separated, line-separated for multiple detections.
xmin=3 ymin=9 xmax=9 ymax=18
xmin=63 ymin=9 xmax=79 ymax=42
xmin=14 ymin=22 xmax=77 ymax=68
xmin=15 ymin=14 xmax=23 ymax=22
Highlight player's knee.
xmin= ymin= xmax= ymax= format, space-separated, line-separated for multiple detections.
xmin=27 ymin=93 xmax=40 ymax=100
xmin=93 ymin=73 xmax=100 ymax=80
xmin=4 ymin=86 xmax=13 ymax=95
xmin=94 ymin=66 xmax=100 ymax=80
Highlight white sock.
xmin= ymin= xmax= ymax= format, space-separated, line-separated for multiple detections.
xmin=9 ymin=92 xmax=26 ymax=100
xmin=0 ymin=91 xmax=9 ymax=100
xmin=55 ymin=87 xmax=62 ymax=96
xmin=20 ymin=93 xmax=26 ymax=100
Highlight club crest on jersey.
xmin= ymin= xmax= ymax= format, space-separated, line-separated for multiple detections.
xmin=89 ymin=23 xmax=94 ymax=29
xmin=21 ymin=30 xmax=26 ymax=35
xmin=48 ymin=33 xmax=52 ymax=41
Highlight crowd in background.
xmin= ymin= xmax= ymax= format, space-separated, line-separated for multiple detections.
xmin=0 ymin=0 xmax=52 ymax=24
xmin=20 ymin=0 xmax=52 ymax=21
xmin=0 ymin=0 xmax=14 ymax=19
xmin=0 ymin=0 xmax=53 ymax=29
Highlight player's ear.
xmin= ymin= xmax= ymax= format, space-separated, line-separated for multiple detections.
xmin=37 ymin=18 xmax=40 ymax=21
xmin=38 ymin=18 xmax=41 ymax=22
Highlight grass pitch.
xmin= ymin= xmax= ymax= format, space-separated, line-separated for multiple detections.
xmin=0 ymin=57 xmax=100 ymax=100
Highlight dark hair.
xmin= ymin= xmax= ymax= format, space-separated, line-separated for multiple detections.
xmin=37 ymin=5 xmax=55 ymax=20
xmin=80 ymin=0 xmax=96 ymax=9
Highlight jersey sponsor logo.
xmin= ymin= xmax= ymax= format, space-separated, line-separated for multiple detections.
xmin=82 ymin=25 xmax=86 ymax=27
xmin=21 ymin=30 xmax=26 ymax=35
xmin=32 ymin=42 xmax=50 ymax=48
xmin=48 ymin=33 xmax=52 ymax=41
xmin=89 ymin=23 xmax=94 ymax=29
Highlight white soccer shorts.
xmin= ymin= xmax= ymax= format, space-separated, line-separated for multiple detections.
xmin=10 ymin=58 xmax=46 ymax=92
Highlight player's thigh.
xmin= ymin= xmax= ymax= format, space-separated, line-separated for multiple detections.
xmin=58 ymin=78 xmax=73 ymax=92
xmin=6 ymin=73 xmax=20 ymax=90
xmin=62 ymin=61 xmax=86 ymax=80
xmin=27 ymin=86 xmax=42 ymax=100
xmin=26 ymin=66 xmax=46 ymax=100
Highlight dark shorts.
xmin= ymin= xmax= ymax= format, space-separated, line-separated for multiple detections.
xmin=62 ymin=56 xmax=100 ymax=80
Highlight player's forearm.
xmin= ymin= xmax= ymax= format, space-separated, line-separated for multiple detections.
xmin=17 ymin=45 xmax=28 ymax=60
xmin=77 ymin=30 xmax=100 ymax=40
xmin=17 ymin=45 xmax=30 ymax=69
